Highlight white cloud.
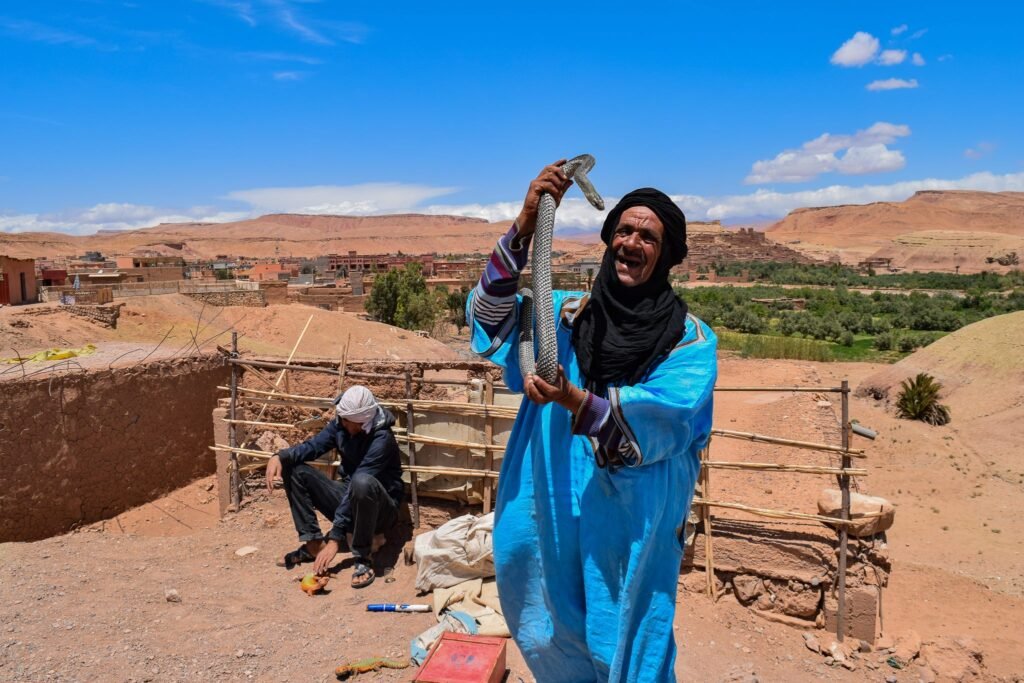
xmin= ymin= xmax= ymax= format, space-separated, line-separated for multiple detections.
xmin=7 ymin=172 xmax=1024 ymax=236
xmin=272 ymin=70 xmax=308 ymax=81
xmin=418 ymin=172 xmax=1024 ymax=228
xmin=964 ymin=142 xmax=996 ymax=160
xmin=0 ymin=203 xmax=248 ymax=235
xmin=866 ymin=78 xmax=919 ymax=91
xmin=745 ymin=122 xmax=910 ymax=183
xmin=911 ymin=28 xmax=928 ymax=40
xmin=891 ymin=24 xmax=908 ymax=36
xmin=831 ymin=31 xmax=880 ymax=67
xmin=877 ymin=49 xmax=907 ymax=65
xmin=912 ymin=52 xmax=926 ymax=66
xmin=0 ymin=17 xmax=116 ymax=51
xmin=224 ymin=182 xmax=459 ymax=214
xmin=938 ymin=54 xmax=953 ymax=62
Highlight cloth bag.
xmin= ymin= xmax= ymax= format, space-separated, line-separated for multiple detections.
xmin=413 ymin=512 xmax=495 ymax=593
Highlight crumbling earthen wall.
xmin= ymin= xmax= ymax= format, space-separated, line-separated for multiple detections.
xmin=185 ymin=290 xmax=266 ymax=307
xmin=0 ymin=356 xmax=229 ymax=542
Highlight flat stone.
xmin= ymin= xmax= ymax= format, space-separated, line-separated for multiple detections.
xmin=234 ymin=546 xmax=259 ymax=557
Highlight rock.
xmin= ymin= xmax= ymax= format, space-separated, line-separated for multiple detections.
xmin=828 ymin=641 xmax=847 ymax=664
xmin=876 ymin=635 xmax=895 ymax=650
xmin=770 ymin=580 xmax=821 ymax=619
xmin=732 ymin=575 xmax=765 ymax=604
xmin=235 ymin=650 xmax=244 ymax=659
xmin=254 ymin=431 xmax=290 ymax=454
xmin=919 ymin=636 xmax=984 ymax=682
xmin=235 ymin=546 xmax=259 ymax=557
xmin=859 ymin=639 xmax=872 ymax=653
xmin=918 ymin=664 xmax=937 ymax=683
xmin=817 ymin=488 xmax=896 ymax=537
xmin=803 ymin=635 xmax=821 ymax=654
xmin=886 ymin=676 xmax=898 ymax=683
xmin=893 ymin=630 xmax=922 ymax=666
xmin=164 ymin=589 xmax=181 ymax=603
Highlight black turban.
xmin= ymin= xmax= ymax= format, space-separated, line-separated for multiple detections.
xmin=571 ymin=188 xmax=690 ymax=392
xmin=599 ymin=188 xmax=688 ymax=267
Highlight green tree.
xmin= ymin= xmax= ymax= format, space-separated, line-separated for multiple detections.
xmin=445 ymin=287 xmax=470 ymax=333
xmin=365 ymin=263 xmax=442 ymax=331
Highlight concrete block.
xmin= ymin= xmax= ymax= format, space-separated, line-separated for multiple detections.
xmin=823 ymin=585 xmax=879 ymax=644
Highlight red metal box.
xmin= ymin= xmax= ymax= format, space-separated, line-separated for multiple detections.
xmin=413 ymin=632 xmax=508 ymax=683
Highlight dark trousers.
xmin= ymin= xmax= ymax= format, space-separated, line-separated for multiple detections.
xmin=281 ymin=462 xmax=397 ymax=560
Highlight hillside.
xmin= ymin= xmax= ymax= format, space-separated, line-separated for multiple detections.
xmin=857 ymin=310 xmax=1023 ymax=472
xmin=0 ymin=214 xmax=588 ymax=260
xmin=0 ymin=293 xmax=460 ymax=366
xmin=765 ymin=190 xmax=1024 ymax=272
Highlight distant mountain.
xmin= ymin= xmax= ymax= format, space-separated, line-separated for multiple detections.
xmin=765 ymin=191 xmax=1024 ymax=272
xmin=0 ymin=213 xmax=587 ymax=260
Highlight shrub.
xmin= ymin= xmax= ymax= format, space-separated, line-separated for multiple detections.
xmin=896 ymin=373 xmax=951 ymax=425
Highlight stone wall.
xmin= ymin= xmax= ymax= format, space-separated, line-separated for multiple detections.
xmin=0 ymin=356 xmax=230 ymax=542
xmin=64 ymin=303 xmax=123 ymax=328
xmin=185 ymin=290 xmax=266 ymax=307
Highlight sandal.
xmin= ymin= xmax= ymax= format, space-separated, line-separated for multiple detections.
xmin=351 ymin=560 xmax=375 ymax=588
xmin=277 ymin=545 xmax=315 ymax=569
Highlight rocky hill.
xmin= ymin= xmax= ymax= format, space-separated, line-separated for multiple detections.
xmin=0 ymin=214 xmax=587 ymax=260
xmin=765 ymin=191 xmax=1024 ymax=272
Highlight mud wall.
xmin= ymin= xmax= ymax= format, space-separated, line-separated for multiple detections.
xmin=0 ymin=356 xmax=229 ymax=542
xmin=185 ymin=290 xmax=266 ymax=307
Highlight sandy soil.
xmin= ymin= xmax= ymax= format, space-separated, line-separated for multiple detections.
xmin=3 ymin=351 xmax=1022 ymax=681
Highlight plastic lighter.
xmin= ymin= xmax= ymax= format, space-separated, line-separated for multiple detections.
xmin=367 ymin=603 xmax=431 ymax=613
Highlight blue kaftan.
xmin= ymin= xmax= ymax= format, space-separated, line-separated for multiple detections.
xmin=469 ymin=288 xmax=717 ymax=683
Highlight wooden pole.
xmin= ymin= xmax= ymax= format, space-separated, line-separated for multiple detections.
xmin=405 ymin=369 xmax=420 ymax=528
xmin=837 ymin=379 xmax=851 ymax=642
xmin=711 ymin=428 xmax=865 ymax=457
xmin=691 ymin=498 xmax=882 ymax=527
xmin=483 ymin=376 xmax=495 ymax=514
xmin=241 ymin=314 xmax=314 ymax=446
xmin=338 ymin=332 xmax=351 ymax=392
xmin=700 ymin=444 xmax=715 ymax=599
xmin=713 ymin=385 xmax=845 ymax=393
xmin=704 ymin=461 xmax=867 ymax=476
xmin=228 ymin=332 xmax=240 ymax=510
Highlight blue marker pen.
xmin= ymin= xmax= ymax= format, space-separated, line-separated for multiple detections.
xmin=366 ymin=603 xmax=431 ymax=613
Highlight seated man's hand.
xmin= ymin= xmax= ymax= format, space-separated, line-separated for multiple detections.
xmin=313 ymin=539 xmax=339 ymax=576
xmin=265 ymin=454 xmax=283 ymax=494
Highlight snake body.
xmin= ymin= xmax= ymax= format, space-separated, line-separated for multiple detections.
xmin=519 ymin=154 xmax=604 ymax=384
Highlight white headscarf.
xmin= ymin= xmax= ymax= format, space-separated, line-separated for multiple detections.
xmin=334 ymin=385 xmax=379 ymax=428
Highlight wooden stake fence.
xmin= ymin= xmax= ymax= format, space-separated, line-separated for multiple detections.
xmin=221 ymin=357 xmax=867 ymax=642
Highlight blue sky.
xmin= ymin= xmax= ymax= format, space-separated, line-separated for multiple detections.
xmin=1 ymin=0 xmax=1022 ymax=235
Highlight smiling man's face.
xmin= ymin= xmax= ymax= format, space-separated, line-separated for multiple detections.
xmin=610 ymin=206 xmax=665 ymax=287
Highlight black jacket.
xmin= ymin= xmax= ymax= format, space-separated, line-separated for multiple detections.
xmin=278 ymin=407 xmax=403 ymax=537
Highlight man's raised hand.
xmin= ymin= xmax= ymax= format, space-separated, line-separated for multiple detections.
xmin=515 ymin=160 xmax=574 ymax=240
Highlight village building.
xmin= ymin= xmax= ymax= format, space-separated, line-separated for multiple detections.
xmin=0 ymin=256 xmax=38 ymax=305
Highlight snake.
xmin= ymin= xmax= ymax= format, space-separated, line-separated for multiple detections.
xmin=519 ymin=154 xmax=605 ymax=385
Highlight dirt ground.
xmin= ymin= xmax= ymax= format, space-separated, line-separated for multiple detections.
xmin=0 ymin=295 xmax=459 ymax=380
xmin=2 ymin=349 xmax=1022 ymax=681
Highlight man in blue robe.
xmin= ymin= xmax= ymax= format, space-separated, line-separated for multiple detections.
xmin=467 ymin=161 xmax=717 ymax=682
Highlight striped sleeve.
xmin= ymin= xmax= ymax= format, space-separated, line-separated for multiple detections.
xmin=469 ymin=223 xmax=531 ymax=336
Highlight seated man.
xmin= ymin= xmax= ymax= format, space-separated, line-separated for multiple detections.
xmin=265 ymin=385 xmax=403 ymax=588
